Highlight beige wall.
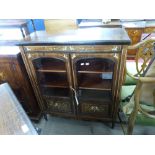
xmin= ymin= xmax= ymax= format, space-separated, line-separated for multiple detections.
xmin=44 ymin=19 xmax=78 ymax=34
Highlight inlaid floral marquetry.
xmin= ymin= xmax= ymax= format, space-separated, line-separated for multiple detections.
xmin=44 ymin=96 xmax=72 ymax=113
xmin=81 ymin=102 xmax=109 ymax=116
xmin=24 ymin=45 xmax=121 ymax=53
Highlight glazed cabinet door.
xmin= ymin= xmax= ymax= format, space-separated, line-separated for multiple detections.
xmin=71 ymin=53 xmax=118 ymax=120
xmin=27 ymin=52 xmax=75 ymax=117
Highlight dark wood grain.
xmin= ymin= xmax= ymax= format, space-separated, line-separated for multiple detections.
xmin=0 ymin=46 xmax=41 ymax=121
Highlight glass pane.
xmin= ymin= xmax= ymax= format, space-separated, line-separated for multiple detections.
xmin=76 ymin=57 xmax=115 ymax=73
xmin=33 ymin=57 xmax=66 ymax=71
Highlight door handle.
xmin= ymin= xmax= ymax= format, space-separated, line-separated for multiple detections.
xmin=71 ymin=87 xmax=79 ymax=106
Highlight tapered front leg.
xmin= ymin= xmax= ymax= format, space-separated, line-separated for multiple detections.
xmin=127 ymin=108 xmax=138 ymax=134
xmin=127 ymin=81 xmax=142 ymax=135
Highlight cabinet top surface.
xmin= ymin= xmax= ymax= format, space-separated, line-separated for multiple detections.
xmin=0 ymin=27 xmax=131 ymax=46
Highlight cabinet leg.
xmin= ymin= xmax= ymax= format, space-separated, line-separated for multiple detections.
xmin=43 ymin=113 xmax=48 ymax=121
xmin=112 ymin=121 xmax=115 ymax=129
xmin=35 ymin=127 xmax=42 ymax=135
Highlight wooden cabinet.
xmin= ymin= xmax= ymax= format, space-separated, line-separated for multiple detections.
xmin=125 ymin=28 xmax=144 ymax=58
xmin=18 ymin=28 xmax=130 ymax=126
xmin=0 ymin=47 xmax=41 ymax=121
xmin=20 ymin=44 xmax=125 ymax=126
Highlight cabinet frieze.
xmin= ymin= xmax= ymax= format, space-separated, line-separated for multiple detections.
xmin=24 ymin=45 xmax=121 ymax=53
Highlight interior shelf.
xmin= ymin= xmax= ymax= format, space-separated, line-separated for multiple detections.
xmin=78 ymin=73 xmax=112 ymax=90
xmin=37 ymin=72 xmax=69 ymax=88
xmin=78 ymin=71 xmax=113 ymax=74
xmin=78 ymin=89 xmax=112 ymax=102
xmin=41 ymin=81 xmax=68 ymax=88
xmin=37 ymin=68 xmax=66 ymax=73
xmin=41 ymin=87 xmax=70 ymax=98
xmin=76 ymin=57 xmax=115 ymax=73
xmin=33 ymin=57 xmax=66 ymax=72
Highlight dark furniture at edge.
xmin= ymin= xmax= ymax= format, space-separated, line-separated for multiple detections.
xmin=0 ymin=46 xmax=42 ymax=121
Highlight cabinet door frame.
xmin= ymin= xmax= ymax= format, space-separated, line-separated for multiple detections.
xmin=71 ymin=53 xmax=119 ymax=101
xmin=27 ymin=52 xmax=73 ymax=88
xmin=25 ymin=51 xmax=74 ymax=112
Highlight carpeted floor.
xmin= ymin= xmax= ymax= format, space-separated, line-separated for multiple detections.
xmin=33 ymin=115 xmax=124 ymax=135
xmin=33 ymin=114 xmax=155 ymax=135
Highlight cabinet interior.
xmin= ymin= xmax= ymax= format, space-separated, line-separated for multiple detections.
xmin=30 ymin=54 xmax=116 ymax=119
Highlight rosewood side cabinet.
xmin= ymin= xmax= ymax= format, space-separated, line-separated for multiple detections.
xmin=0 ymin=46 xmax=41 ymax=121
xmin=18 ymin=28 xmax=130 ymax=126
